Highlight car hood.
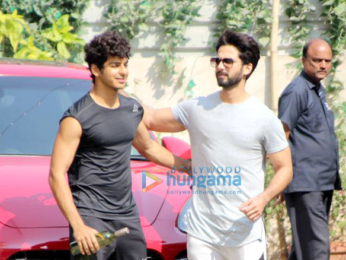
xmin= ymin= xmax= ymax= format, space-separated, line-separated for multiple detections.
xmin=0 ymin=157 xmax=170 ymax=228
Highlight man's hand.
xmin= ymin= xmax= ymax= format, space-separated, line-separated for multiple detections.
xmin=239 ymin=194 xmax=268 ymax=221
xmin=73 ymin=225 xmax=100 ymax=255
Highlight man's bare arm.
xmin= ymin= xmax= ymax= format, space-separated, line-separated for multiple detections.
xmin=49 ymin=117 xmax=99 ymax=255
xmin=239 ymin=146 xmax=293 ymax=221
xmin=144 ymin=107 xmax=186 ymax=132
xmin=133 ymin=121 xmax=191 ymax=173
xmin=119 ymin=90 xmax=185 ymax=132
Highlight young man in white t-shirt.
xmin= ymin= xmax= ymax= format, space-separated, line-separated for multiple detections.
xmin=126 ymin=30 xmax=293 ymax=260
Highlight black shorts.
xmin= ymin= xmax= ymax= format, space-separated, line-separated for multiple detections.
xmin=70 ymin=216 xmax=147 ymax=260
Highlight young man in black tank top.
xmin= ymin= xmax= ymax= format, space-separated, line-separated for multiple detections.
xmin=49 ymin=31 xmax=190 ymax=260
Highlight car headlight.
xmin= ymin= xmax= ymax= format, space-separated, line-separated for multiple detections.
xmin=177 ymin=197 xmax=192 ymax=233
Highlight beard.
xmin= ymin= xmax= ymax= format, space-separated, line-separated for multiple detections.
xmin=216 ymin=70 xmax=243 ymax=89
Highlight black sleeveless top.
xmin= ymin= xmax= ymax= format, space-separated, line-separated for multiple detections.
xmin=62 ymin=93 xmax=143 ymax=219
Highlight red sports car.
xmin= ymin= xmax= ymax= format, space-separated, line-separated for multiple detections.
xmin=0 ymin=58 xmax=192 ymax=260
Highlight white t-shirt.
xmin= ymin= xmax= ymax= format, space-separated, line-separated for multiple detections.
xmin=172 ymin=91 xmax=288 ymax=247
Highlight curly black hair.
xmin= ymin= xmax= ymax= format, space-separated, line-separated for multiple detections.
xmin=216 ymin=30 xmax=260 ymax=80
xmin=84 ymin=30 xmax=131 ymax=83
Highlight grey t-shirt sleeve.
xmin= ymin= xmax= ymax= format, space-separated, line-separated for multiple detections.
xmin=262 ymin=115 xmax=288 ymax=154
xmin=171 ymin=100 xmax=194 ymax=127
xmin=278 ymin=89 xmax=304 ymax=130
xmin=60 ymin=103 xmax=80 ymax=124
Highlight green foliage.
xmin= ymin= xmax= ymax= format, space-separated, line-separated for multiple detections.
xmin=14 ymin=35 xmax=53 ymax=60
xmin=158 ymin=0 xmax=201 ymax=73
xmin=103 ymin=0 xmax=201 ymax=75
xmin=42 ymin=14 xmax=84 ymax=60
xmin=264 ymin=161 xmax=288 ymax=224
xmin=1 ymin=0 xmax=89 ymax=62
xmin=0 ymin=10 xmax=29 ymax=54
xmin=1 ymin=0 xmax=89 ymax=31
xmin=320 ymin=0 xmax=346 ymax=57
xmin=0 ymin=10 xmax=52 ymax=60
xmin=104 ymin=0 xmax=154 ymax=40
xmin=215 ymin=0 xmax=272 ymax=48
xmin=0 ymin=9 xmax=84 ymax=62
xmin=284 ymin=0 xmax=315 ymax=59
xmin=329 ymin=189 xmax=346 ymax=242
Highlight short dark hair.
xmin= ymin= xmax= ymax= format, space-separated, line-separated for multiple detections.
xmin=302 ymin=39 xmax=332 ymax=58
xmin=84 ymin=30 xmax=131 ymax=82
xmin=216 ymin=30 xmax=260 ymax=79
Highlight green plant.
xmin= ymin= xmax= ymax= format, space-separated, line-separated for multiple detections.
xmin=215 ymin=0 xmax=272 ymax=48
xmin=14 ymin=35 xmax=53 ymax=60
xmin=0 ymin=9 xmax=56 ymax=60
xmin=264 ymin=161 xmax=289 ymax=260
xmin=104 ymin=0 xmax=154 ymax=40
xmin=0 ymin=10 xmax=29 ymax=56
xmin=1 ymin=0 xmax=89 ymax=31
xmin=41 ymin=14 xmax=84 ymax=60
xmin=158 ymin=0 xmax=201 ymax=73
xmin=284 ymin=0 xmax=315 ymax=61
xmin=1 ymin=0 xmax=89 ymax=62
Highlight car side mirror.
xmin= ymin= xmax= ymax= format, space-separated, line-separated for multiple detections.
xmin=162 ymin=137 xmax=191 ymax=160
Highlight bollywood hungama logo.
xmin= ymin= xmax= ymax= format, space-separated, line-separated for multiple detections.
xmin=142 ymin=166 xmax=241 ymax=192
xmin=142 ymin=171 xmax=163 ymax=192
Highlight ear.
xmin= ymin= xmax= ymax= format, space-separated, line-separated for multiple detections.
xmin=243 ymin=63 xmax=253 ymax=78
xmin=91 ymin=64 xmax=101 ymax=78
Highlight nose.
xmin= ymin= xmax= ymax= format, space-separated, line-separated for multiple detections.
xmin=320 ymin=60 xmax=326 ymax=69
xmin=216 ymin=61 xmax=225 ymax=70
xmin=119 ymin=64 xmax=128 ymax=75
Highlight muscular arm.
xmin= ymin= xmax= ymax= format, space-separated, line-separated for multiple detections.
xmin=119 ymin=90 xmax=185 ymax=132
xmin=133 ymin=120 xmax=191 ymax=173
xmin=239 ymin=146 xmax=293 ymax=221
xmin=49 ymin=117 xmax=99 ymax=255
xmin=143 ymin=106 xmax=186 ymax=132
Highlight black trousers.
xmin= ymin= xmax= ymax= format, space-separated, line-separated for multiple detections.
xmin=70 ymin=215 xmax=147 ymax=260
xmin=284 ymin=191 xmax=333 ymax=260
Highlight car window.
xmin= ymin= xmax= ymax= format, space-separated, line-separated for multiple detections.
xmin=0 ymin=76 xmax=144 ymax=158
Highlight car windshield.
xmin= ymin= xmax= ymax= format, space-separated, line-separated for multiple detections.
xmin=0 ymin=76 xmax=144 ymax=158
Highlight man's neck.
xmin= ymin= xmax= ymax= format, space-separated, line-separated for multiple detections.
xmin=219 ymin=82 xmax=250 ymax=104
xmin=90 ymin=84 xmax=120 ymax=109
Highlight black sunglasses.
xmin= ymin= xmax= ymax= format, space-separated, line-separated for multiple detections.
xmin=210 ymin=57 xmax=236 ymax=68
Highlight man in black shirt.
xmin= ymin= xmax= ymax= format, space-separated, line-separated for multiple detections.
xmin=278 ymin=39 xmax=342 ymax=260
xmin=49 ymin=31 xmax=190 ymax=260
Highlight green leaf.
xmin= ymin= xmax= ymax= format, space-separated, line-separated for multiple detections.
xmin=322 ymin=0 xmax=335 ymax=6
xmin=334 ymin=3 xmax=346 ymax=16
xmin=5 ymin=19 xmax=23 ymax=52
xmin=259 ymin=37 xmax=270 ymax=46
xmin=42 ymin=28 xmax=62 ymax=42
xmin=54 ymin=11 xmax=62 ymax=20
xmin=188 ymin=80 xmax=196 ymax=89
xmin=57 ymin=41 xmax=70 ymax=59
xmin=56 ymin=14 xmax=70 ymax=29
xmin=14 ymin=47 xmax=30 ymax=59
xmin=33 ymin=4 xmax=43 ymax=16
xmin=140 ymin=0 xmax=150 ymax=7
xmin=138 ymin=23 xmax=149 ymax=31
xmin=63 ymin=33 xmax=84 ymax=45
